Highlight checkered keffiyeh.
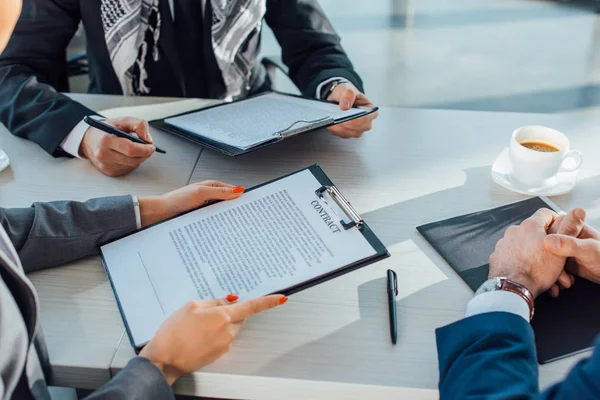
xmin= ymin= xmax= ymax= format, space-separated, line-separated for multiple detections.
xmin=100 ymin=0 xmax=266 ymax=98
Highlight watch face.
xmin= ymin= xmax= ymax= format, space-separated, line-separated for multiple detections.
xmin=475 ymin=278 xmax=501 ymax=295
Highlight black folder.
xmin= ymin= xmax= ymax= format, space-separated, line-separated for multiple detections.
xmin=417 ymin=197 xmax=600 ymax=364
xmin=149 ymin=92 xmax=379 ymax=157
xmin=99 ymin=164 xmax=389 ymax=351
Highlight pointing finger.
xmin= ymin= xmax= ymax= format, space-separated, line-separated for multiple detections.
xmin=224 ymin=295 xmax=287 ymax=323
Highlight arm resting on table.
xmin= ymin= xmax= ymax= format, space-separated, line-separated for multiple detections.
xmin=436 ymin=312 xmax=539 ymax=399
xmin=0 ymin=0 xmax=96 ymax=156
xmin=0 ymin=196 xmax=137 ymax=273
xmin=437 ymin=311 xmax=600 ymax=399
xmin=540 ymin=341 xmax=600 ymax=399
xmin=85 ymin=357 xmax=174 ymax=400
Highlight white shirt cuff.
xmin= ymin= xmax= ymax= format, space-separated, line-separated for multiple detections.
xmin=316 ymin=77 xmax=348 ymax=99
xmin=465 ymin=291 xmax=530 ymax=322
xmin=132 ymin=196 xmax=142 ymax=230
xmin=60 ymin=119 xmax=89 ymax=159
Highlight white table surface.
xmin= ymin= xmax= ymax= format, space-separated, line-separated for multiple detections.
xmin=108 ymin=106 xmax=600 ymax=399
xmin=4 ymin=95 xmax=600 ymax=398
xmin=0 ymin=94 xmax=211 ymax=388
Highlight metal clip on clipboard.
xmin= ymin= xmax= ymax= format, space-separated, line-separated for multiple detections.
xmin=273 ymin=116 xmax=334 ymax=140
xmin=315 ymin=185 xmax=364 ymax=231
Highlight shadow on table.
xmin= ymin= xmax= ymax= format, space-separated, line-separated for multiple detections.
xmin=361 ymin=166 xmax=600 ymax=252
xmin=254 ymin=278 xmax=461 ymax=389
xmin=253 ymin=167 xmax=600 ymax=388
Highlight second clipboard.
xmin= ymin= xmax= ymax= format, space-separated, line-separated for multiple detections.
xmin=149 ymin=92 xmax=379 ymax=157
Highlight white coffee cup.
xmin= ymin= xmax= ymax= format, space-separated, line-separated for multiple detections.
xmin=509 ymin=126 xmax=582 ymax=187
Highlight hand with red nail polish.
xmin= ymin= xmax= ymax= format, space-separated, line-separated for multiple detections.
xmin=137 ymin=180 xmax=245 ymax=227
xmin=226 ymin=293 xmax=239 ymax=302
xmin=140 ymin=294 xmax=287 ymax=385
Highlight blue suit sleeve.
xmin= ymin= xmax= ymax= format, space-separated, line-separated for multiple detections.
xmin=539 ymin=341 xmax=600 ymax=400
xmin=436 ymin=312 xmax=539 ymax=399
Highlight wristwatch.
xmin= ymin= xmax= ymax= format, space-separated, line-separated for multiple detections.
xmin=475 ymin=277 xmax=535 ymax=320
xmin=320 ymin=79 xmax=348 ymax=100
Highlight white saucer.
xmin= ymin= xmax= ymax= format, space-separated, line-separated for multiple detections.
xmin=491 ymin=148 xmax=577 ymax=196
xmin=0 ymin=149 xmax=8 ymax=172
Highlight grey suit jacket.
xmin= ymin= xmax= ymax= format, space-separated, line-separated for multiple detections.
xmin=0 ymin=196 xmax=175 ymax=400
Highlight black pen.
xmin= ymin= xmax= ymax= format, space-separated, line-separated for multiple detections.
xmin=387 ymin=269 xmax=398 ymax=345
xmin=83 ymin=116 xmax=166 ymax=154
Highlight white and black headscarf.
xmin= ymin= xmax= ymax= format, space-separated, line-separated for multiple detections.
xmin=99 ymin=0 xmax=266 ymax=99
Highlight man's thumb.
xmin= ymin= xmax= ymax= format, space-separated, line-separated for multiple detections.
xmin=339 ymin=89 xmax=356 ymax=110
xmin=544 ymin=234 xmax=581 ymax=256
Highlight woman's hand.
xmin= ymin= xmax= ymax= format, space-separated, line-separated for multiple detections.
xmin=140 ymin=294 xmax=288 ymax=385
xmin=138 ymin=180 xmax=246 ymax=227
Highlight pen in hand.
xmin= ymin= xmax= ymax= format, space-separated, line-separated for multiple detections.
xmin=83 ymin=116 xmax=167 ymax=154
xmin=387 ymin=269 xmax=398 ymax=345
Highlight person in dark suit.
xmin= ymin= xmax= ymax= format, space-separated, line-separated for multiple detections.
xmin=0 ymin=0 xmax=378 ymax=177
xmin=436 ymin=207 xmax=600 ymax=399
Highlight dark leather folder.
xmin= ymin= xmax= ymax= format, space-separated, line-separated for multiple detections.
xmin=417 ymin=197 xmax=600 ymax=363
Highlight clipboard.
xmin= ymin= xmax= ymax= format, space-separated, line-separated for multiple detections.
xmin=149 ymin=92 xmax=379 ymax=157
xmin=99 ymin=164 xmax=389 ymax=351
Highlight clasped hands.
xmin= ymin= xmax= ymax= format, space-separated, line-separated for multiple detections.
xmin=490 ymin=207 xmax=600 ymax=299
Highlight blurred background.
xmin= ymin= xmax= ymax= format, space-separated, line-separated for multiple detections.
xmin=67 ymin=0 xmax=600 ymax=114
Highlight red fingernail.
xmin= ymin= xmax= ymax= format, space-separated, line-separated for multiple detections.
xmin=232 ymin=186 xmax=245 ymax=194
xmin=278 ymin=296 xmax=288 ymax=305
xmin=226 ymin=294 xmax=239 ymax=302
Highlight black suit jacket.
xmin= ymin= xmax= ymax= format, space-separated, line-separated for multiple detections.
xmin=0 ymin=0 xmax=363 ymax=157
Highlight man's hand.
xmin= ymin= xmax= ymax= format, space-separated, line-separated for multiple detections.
xmin=326 ymin=82 xmax=379 ymax=138
xmin=545 ymin=208 xmax=600 ymax=287
xmin=138 ymin=181 xmax=245 ymax=228
xmin=140 ymin=294 xmax=288 ymax=385
xmin=80 ymin=117 xmax=156 ymax=177
xmin=489 ymin=208 xmax=568 ymax=297
xmin=542 ymin=208 xmax=586 ymax=296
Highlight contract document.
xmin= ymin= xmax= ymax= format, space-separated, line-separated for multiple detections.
xmin=100 ymin=165 xmax=388 ymax=349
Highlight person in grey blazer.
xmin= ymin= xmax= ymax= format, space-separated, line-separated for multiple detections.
xmin=0 ymin=181 xmax=288 ymax=400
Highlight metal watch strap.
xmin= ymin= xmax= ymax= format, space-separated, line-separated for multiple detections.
xmin=499 ymin=278 xmax=535 ymax=320
xmin=321 ymin=79 xmax=348 ymax=100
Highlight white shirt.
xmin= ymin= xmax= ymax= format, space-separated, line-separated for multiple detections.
xmin=466 ymin=290 xmax=530 ymax=322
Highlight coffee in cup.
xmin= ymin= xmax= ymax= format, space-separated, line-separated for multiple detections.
xmin=518 ymin=141 xmax=560 ymax=153
xmin=509 ymin=126 xmax=582 ymax=187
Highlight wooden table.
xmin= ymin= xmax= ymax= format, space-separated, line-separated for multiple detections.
xmin=4 ymin=95 xmax=600 ymax=398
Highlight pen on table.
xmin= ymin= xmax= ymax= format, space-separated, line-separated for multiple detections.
xmin=83 ymin=116 xmax=167 ymax=154
xmin=387 ymin=269 xmax=398 ymax=345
